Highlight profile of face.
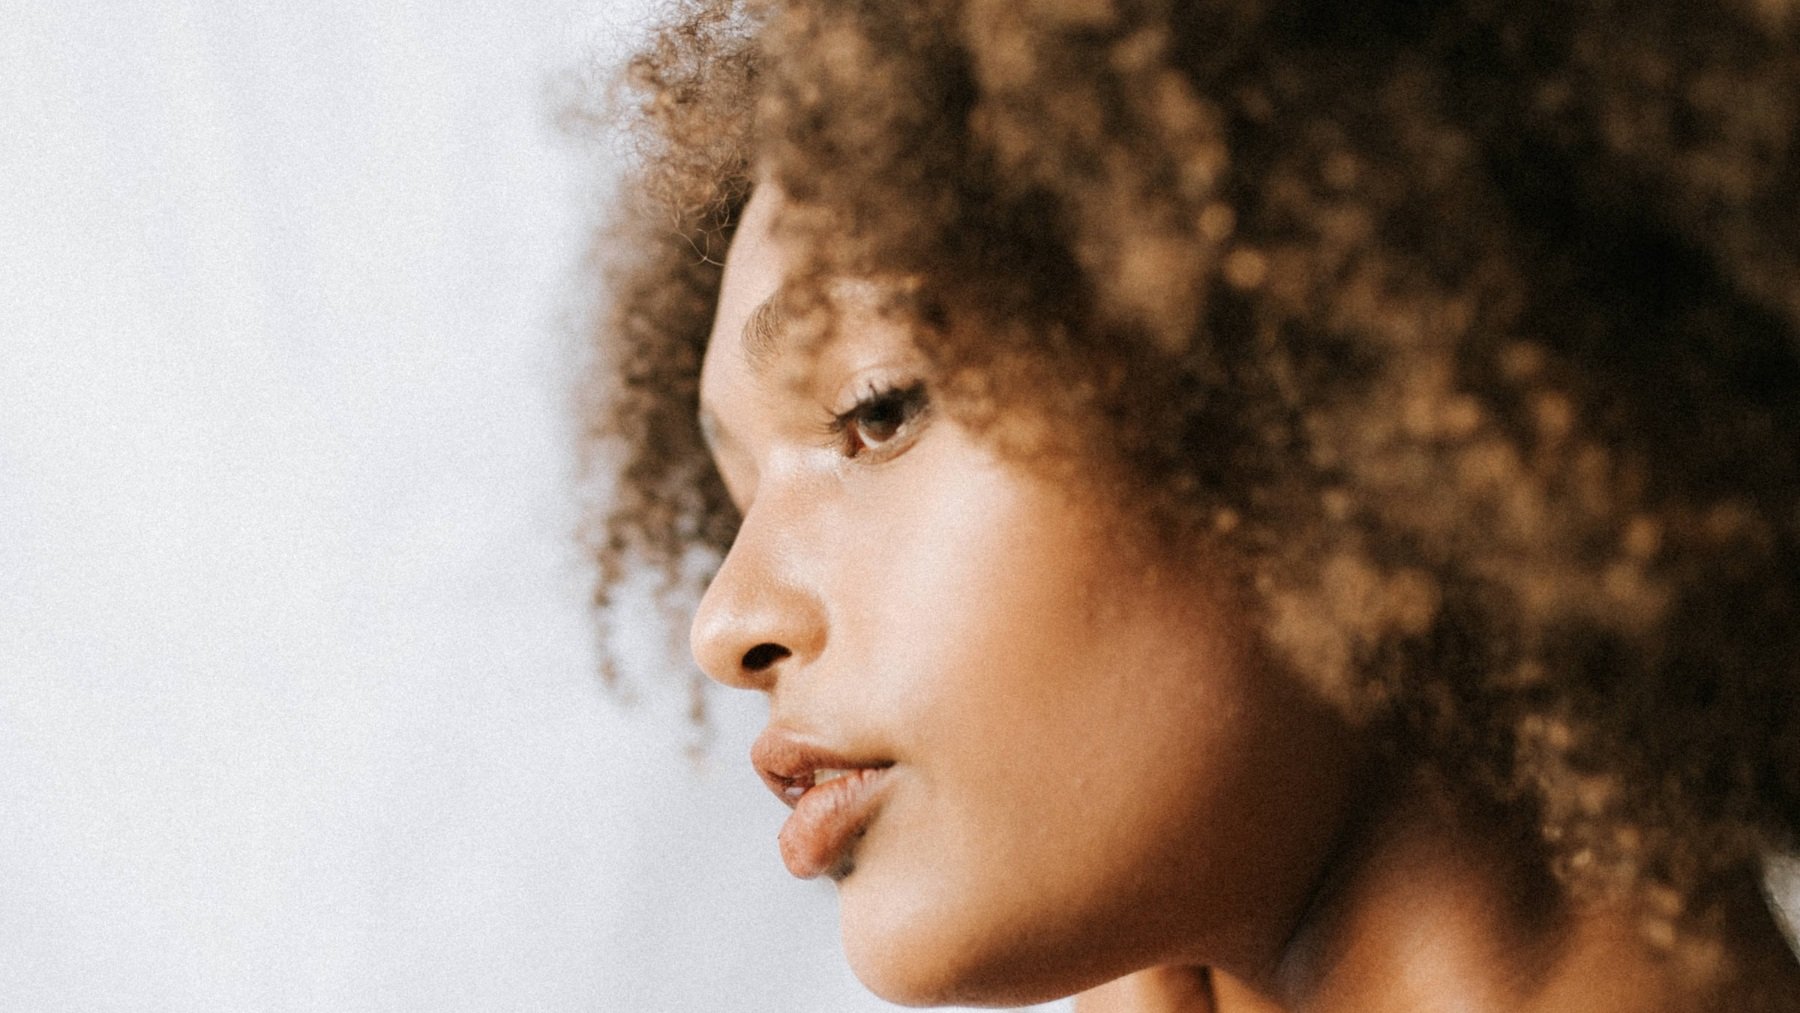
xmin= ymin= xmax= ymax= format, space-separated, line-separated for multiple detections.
xmin=691 ymin=187 xmax=1364 ymax=1006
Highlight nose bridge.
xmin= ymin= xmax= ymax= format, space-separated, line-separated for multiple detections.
xmin=688 ymin=485 xmax=826 ymax=691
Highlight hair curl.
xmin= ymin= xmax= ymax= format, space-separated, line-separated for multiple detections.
xmin=579 ymin=0 xmax=1800 ymax=947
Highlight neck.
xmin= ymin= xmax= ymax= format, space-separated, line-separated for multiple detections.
xmin=1075 ymin=778 xmax=1800 ymax=1013
xmin=1249 ymin=776 xmax=1800 ymax=1013
xmin=1260 ymin=776 xmax=1561 ymax=1011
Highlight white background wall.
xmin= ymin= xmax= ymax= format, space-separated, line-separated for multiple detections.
xmin=0 ymin=2 xmax=1067 ymax=1010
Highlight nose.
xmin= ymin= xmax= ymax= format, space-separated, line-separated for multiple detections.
xmin=688 ymin=502 xmax=826 ymax=692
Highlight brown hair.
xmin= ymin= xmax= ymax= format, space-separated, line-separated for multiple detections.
xmin=578 ymin=0 xmax=1800 ymax=944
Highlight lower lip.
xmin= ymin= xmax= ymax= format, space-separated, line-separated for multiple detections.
xmin=778 ymin=767 xmax=892 ymax=880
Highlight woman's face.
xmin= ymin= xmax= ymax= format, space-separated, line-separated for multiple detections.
xmin=692 ymin=188 xmax=1362 ymax=1006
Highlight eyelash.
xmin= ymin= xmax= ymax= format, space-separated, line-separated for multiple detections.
xmin=827 ymin=381 xmax=930 ymax=460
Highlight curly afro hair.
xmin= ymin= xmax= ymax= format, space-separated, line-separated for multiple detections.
xmin=577 ymin=0 xmax=1800 ymax=951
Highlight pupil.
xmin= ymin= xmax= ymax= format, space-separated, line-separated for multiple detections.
xmin=847 ymin=384 xmax=925 ymax=453
xmin=863 ymin=399 xmax=904 ymax=440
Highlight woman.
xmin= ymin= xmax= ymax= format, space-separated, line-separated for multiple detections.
xmin=579 ymin=0 xmax=1800 ymax=1009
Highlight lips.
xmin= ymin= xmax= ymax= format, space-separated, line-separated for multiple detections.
xmin=752 ymin=728 xmax=895 ymax=880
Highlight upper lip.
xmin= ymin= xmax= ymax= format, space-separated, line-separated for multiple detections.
xmin=751 ymin=726 xmax=893 ymax=808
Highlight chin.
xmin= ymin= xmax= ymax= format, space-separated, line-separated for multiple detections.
xmin=845 ymin=945 xmax=1079 ymax=1010
xmin=837 ymin=876 xmax=1103 ymax=1009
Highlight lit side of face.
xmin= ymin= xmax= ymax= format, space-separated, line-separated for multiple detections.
xmin=690 ymin=187 xmax=1359 ymax=1006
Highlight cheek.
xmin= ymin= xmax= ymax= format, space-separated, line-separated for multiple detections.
xmin=849 ymin=441 xmax=1112 ymax=752
xmin=815 ymin=430 xmax=1359 ymax=1006
xmin=857 ymin=448 xmax=1240 ymax=815
xmin=824 ymin=439 xmax=1279 ymax=992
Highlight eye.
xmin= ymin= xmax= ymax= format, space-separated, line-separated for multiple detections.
xmin=830 ymin=381 xmax=930 ymax=459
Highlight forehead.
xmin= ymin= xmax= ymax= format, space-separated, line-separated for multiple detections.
xmin=700 ymin=185 xmax=826 ymax=466
xmin=702 ymin=189 xmax=787 ymax=387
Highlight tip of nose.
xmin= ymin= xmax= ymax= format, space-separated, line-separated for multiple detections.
xmin=690 ymin=604 xmax=793 ymax=687
xmin=686 ymin=543 xmax=818 ymax=688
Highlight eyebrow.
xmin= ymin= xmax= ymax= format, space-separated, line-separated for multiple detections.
xmin=740 ymin=293 xmax=788 ymax=375
xmin=697 ymin=293 xmax=790 ymax=461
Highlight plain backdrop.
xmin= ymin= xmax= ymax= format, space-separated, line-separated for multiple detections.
xmin=0 ymin=2 xmax=1068 ymax=1010
xmin=2 ymin=4 xmax=1793 ymax=1013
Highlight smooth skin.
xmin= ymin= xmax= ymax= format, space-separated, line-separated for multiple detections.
xmin=691 ymin=186 xmax=1800 ymax=1012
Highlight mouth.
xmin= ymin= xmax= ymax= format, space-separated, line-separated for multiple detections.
xmin=752 ymin=728 xmax=896 ymax=880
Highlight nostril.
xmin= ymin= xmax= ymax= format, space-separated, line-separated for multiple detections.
xmin=741 ymin=643 xmax=790 ymax=673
